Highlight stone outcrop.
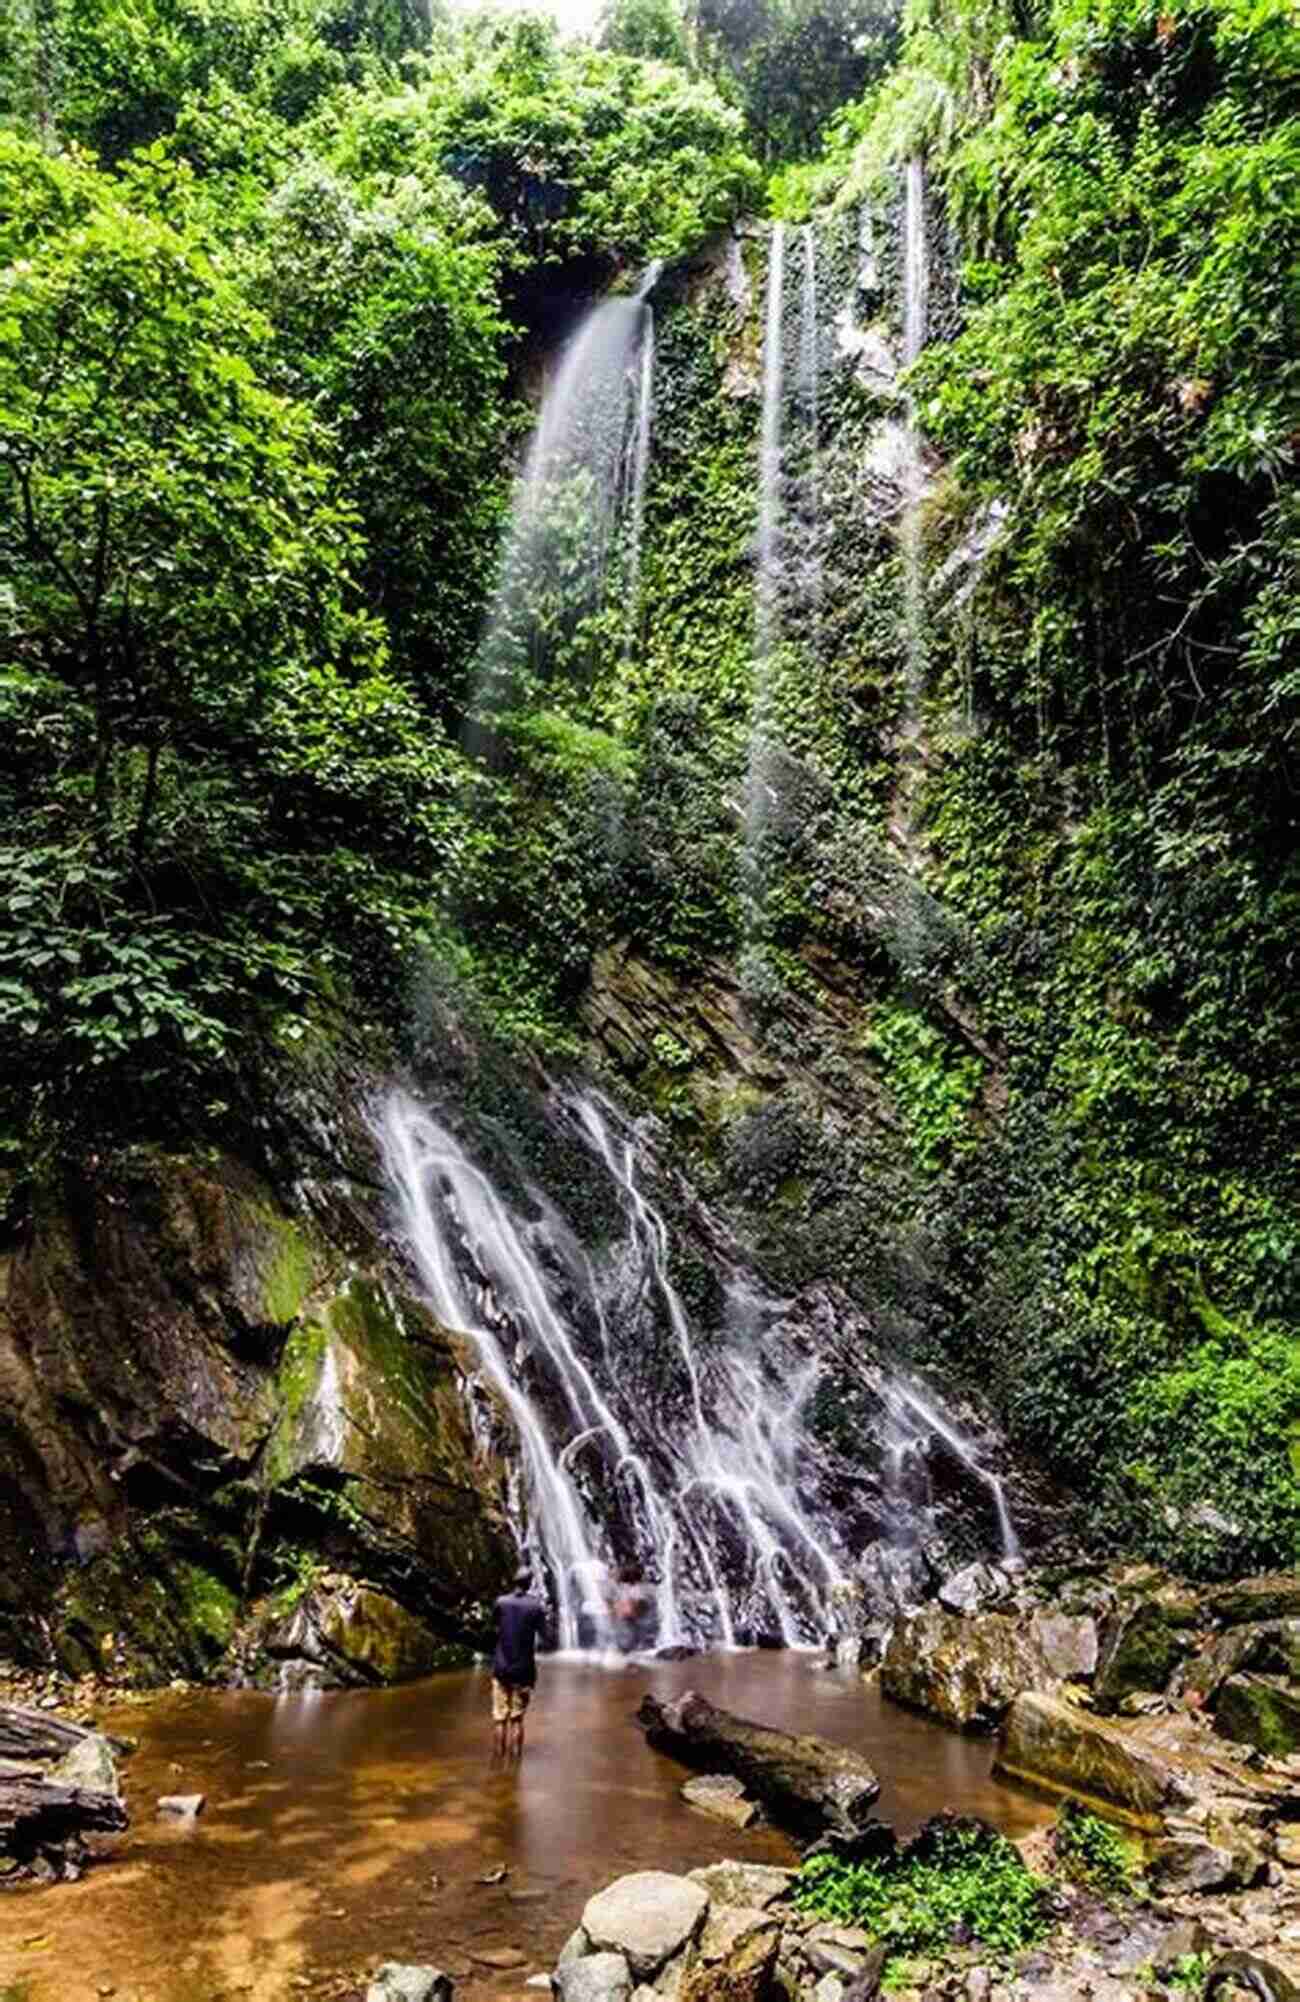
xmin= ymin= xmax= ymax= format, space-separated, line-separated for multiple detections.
xmin=0 ymin=1702 xmax=128 ymax=1882
xmin=994 ymin=1691 xmax=1196 ymax=1827
xmin=0 ymin=1111 xmax=515 ymax=1684
xmin=881 ymin=1607 xmax=1054 ymax=1732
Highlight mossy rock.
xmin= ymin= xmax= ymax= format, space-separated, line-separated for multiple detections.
xmin=1094 ymin=1595 xmax=1197 ymax=1713
xmin=1212 ymin=1673 xmax=1300 ymax=1757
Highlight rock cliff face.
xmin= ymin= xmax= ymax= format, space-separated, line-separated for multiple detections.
xmin=0 ymin=1095 xmax=515 ymax=1683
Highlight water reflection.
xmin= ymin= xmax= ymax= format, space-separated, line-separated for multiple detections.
xmin=0 ymin=1652 xmax=1052 ymax=2002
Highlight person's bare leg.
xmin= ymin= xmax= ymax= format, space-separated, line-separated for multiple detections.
xmin=492 ymin=1719 xmax=507 ymax=1762
xmin=508 ymin=1715 xmax=525 ymax=1761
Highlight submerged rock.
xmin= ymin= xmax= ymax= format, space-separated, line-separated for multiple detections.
xmin=681 ymin=1775 xmax=758 ymax=1829
xmin=582 ymin=1872 xmax=709 ymax=1978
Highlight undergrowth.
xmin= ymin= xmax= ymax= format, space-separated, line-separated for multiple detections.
xmin=794 ymin=1821 xmax=1051 ymax=1962
xmin=1053 ymin=1803 xmax=1142 ymax=1898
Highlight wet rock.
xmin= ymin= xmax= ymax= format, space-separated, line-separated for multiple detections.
xmin=938 ymin=1564 xmax=1010 ymax=1617
xmin=882 ymin=1608 xmax=1050 ymax=1732
xmin=638 ymin=1691 xmax=880 ymax=1840
xmin=1094 ymin=1593 xmax=1198 ymax=1713
xmin=366 ymin=1969 xmax=454 ymax=2002
xmin=48 ymin=1731 xmax=120 ymax=1798
xmin=1029 ymin=1614 xmax=1099 ymax=1683
xmin=1213 ymin=1674 xmax=1300 ymax=1757
xmin=1149 ymin=1837 xmax=1243 ymax=1894
xmin=583 ymin=1872 xmax=710 ymax=1978
xmin=682 ymin=1776 xmax=758 ymax=1829
xmin=994 ymin=1692 xmax=1196 ymax=1825
xmin=557 ymin=1955 xmax=634 ymax=2002
xmin=680 ymin=1907 xmax=781 ymax=2002
xmin=657 ymin=1647 xmax=699 ymax=1662
xmin=1208 ymin=1578 xmax=1300 ymax=1629
xmin=687 ymin=1863 xmax=796 ymax=1911
xmin=1206 ymin=1950 xmax=1300 ymax=2002
xmin=156 ymin=1792 xmax=205 ymax=1818
xmin=857 ymin=1543 xmax=932 ymax=1617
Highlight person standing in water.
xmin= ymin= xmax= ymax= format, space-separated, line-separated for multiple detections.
xmin=491 ymin=1569 xmax=546 ymax=1761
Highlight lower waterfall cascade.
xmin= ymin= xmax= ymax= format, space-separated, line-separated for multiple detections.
xmin=380 ymin=1082 xmax=1022 ymax=1654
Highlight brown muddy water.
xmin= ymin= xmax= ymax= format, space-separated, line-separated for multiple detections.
xmin=0 ymin=1652 xmax=1053 ymax=2002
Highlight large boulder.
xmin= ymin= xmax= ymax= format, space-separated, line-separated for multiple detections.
xmin=1093 ymin=1589 xmax=1199 ymax=1713
xmin=583 ymin=1873 xmax=710 ymax=1979
xmin=48 ymin=1731 xmax=120 ymax=1799
xmin=994 ymin=1691 xmax=1197 ymax=1827
xmin=881 ymin=1607 xmax=1050 ymax=1731
xmin=678 ymin=1907 xmax=780 ymax=2002
xmin=637 ymin=1692 xmax=879 ymax=1840
xmin=1183 ymin=1621 xmax=1300 ymax=1705
xmin=1029 ymin=1611 xmax=1099 ymax=1682
xmin=1206 ymin=1576 xmax=1300 ymax=1628
xmin=1212 ymin=1673 xmax=1300 ymax=1756
xmin=254 ymin=1576 xmax=454 ymax=1688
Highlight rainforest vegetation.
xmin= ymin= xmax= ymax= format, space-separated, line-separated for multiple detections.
xmin=1 ymin=0 xmax=1297 ymax=1569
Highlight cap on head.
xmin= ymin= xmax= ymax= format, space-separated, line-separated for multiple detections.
xmin=514 ymin=1569 xmax=533 ymax=1593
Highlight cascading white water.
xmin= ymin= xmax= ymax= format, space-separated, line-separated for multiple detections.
xmin=379 ymin=1082 xmax=861 ymax=1650
xmin=623 ymin=310 xmax=655 ymax=664
xmin=467 ymin=287 xmax=657 ymax=730
xmin=569 ymin=1093 xmax=851 ymax=1649
xmin=799 ymin=223 xmax=823 ymax=649
xmin=886 ymin=1381 xmax=1020 ymax=1563
xmin=380 ymin=1094 xmax=608 ymax=1648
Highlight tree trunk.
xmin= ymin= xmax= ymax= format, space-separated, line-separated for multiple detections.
xmin=636 ymin=1688 xmax=881 ymax=1840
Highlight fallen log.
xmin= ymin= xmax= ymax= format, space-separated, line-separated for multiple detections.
xmin=636 ymin=1688 xmax=881 ymax=1840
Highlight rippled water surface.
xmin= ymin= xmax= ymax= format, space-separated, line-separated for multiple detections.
xmin=0 ymin=1653 xmax=1053 ymax=2002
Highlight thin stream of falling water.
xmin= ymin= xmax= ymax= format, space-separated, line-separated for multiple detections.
xmin=623 ymin=308 xmax=655 ymax=664
xmin=800 ymin=222 xmax=822 ymax=652
xmin=380 ymin=1096 xmax=605 ymax=1648
xmin=889 ymin=1382 xmax=1020 ymax=1562
xmin=746 ymin=219 xmax=787 ymax=864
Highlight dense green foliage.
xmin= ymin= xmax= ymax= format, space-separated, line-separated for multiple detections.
xmin=795 ymin=1822 xmax=1050 ymax=1961
xmin=2 ymin=0 xmax=1296 ymax=1569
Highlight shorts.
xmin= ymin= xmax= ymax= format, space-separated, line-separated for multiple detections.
xmin=492 ymin=1678 xmax=532 ymax=1723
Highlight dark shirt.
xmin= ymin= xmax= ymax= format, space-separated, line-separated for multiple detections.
xmin=493 ymin=1592 xmax=545 ymax=1688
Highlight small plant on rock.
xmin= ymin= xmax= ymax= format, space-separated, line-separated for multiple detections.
xmin=1053 ymin=1803 xmax=1141 ymax=1897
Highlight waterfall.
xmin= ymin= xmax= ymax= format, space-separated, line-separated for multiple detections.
xmin=887 ymin=1382 xmax=1020 ymax=1563
xmin=891 ymin=156 xmax=933 ymax=868
xmin=466 ymin=286 xmax=657 ymax=733
xmin=799 ymin=223 xmax=823 ymax=651
xmin=903 ymin=155 xmax=929 ymax=369
xmin=754 ymin=221 xmax=786 ymax=697
xmin=379 ymin=1084 xmax=862 ymax=1650
xmin=380 ymin=1095 xmax=608 ymax=1648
